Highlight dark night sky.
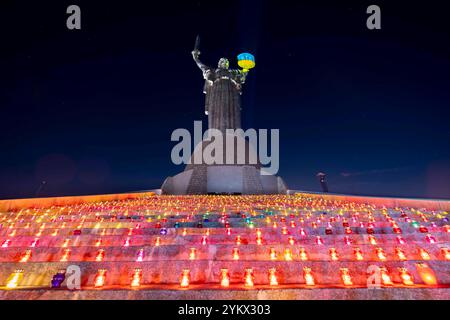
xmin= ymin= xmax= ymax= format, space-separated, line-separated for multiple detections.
xmin=1 ymin=0 xmax=449 ymax=199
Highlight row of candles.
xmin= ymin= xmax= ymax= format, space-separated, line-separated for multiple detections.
xmin=3 ymin=263 xmax=437 ymax=289
xmin=0 ymin=233 xmax=445 ymax=248
xmin=6 ymin=245 xmax=450 ymax=263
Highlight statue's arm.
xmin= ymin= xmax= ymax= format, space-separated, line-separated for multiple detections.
xmin=192 ymin=50 xmax=211 ymax=78
xmin=232 ymin=69 xmax=249 ymax=84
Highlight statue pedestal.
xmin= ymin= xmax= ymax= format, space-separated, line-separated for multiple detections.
xmin=162 ymin=130 xmax=287 ymax=195
xmin=161 ymin=165 xmax=287 ymax=195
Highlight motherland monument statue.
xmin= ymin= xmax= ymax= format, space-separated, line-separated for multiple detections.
xmin=161 ymin=36 xmax=287 ymax=195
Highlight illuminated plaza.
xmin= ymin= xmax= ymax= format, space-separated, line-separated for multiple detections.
xmin=0 ymin=192 xmax=448 ymax=299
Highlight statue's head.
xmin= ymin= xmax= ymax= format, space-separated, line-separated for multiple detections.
xmin=218 ymin=58 xmax=230 ymax=69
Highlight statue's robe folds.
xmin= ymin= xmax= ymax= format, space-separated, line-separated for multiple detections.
xmin=203 ymin=68 xmax=246 ymax=132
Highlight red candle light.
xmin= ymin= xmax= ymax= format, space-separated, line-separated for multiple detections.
xmin=288 ymin=236 xmax=295 ymax=245
xmin=136 ymin=248 xmax=144 ymax=262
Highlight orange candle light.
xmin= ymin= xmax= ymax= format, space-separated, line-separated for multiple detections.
xmin=299 ymin=247 xmax=308 ymax=261
xmin=340 ymin=268 xmax=353 ymax=286
xmin=303 ymin=267 xmax=315 ymax=286
xmin=354 ymin=247 xmax=364 ymax=261
xmin=180 ymin=269 xmax=190 ymax=288
xmin=395 ymin=247 xmax=407 ymax=261
xmin=329 ymin=248 xmax=339 ymax=261
xmin=284 ymin=248 xmax=293 ymax=261
xmin=131 ymin=268 xmax=142 ymax=288
xmin=94 ymin=269 xmax=107 ymax=288
xmin=380 ymin=267 xmax=393 ymax=286
xmin=398 ymin=268 xmax=414 ymax=285
xmin=268 ymin=268 xmax=278 ymax=286
xmin=220 ymin=268 xmax=230 ymax=287
xmin=416 ymin=263 xmax=437 ymax=286
xmin=189 ymin=247 xmax=197 ymax=260
xmin=269 ymin=247 xmax=277 ymax=260
xmin=60 ymin=249 xmax=71 ymax=262
xmin=230 ymin=247 xmax=239 ymax=260
xmin=244 ymin=268 xmax=254 ymax=288
xmin=376 ymin=248 xmax=387 ymax=261
xmin=419 ymin=248 xmax=431 ymax=260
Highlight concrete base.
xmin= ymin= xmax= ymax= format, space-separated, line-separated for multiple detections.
xmin=162 ymin=165 xmax=287 ymax=195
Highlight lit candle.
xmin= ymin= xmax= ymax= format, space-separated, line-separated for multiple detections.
xmin=316 ymin=236 xmax=324 ymax=245
xmin=20 ymin=249 xmax=32 ymax=263
xmin=396 ymin=236 xmax=406 ymax=245
xmin=94 ymin=269 xmax=107 ymax=288
xmin=376 ymin=248 xmax=387 ymax=261
xmin=303 ymin=267 xmax=315 ymax=286
xmin=416 ymin=263 xmax=437 ymax=286
xmin=189 ymin=248 xmax=197 ymax=260
xmin=244 ymin=268 xmax=254 ymax=288
xmin=95 ymin=249 xmax=105 ymax=262
xmin=62 ymin=239 xmax=70 ymax=248
xmin=395 ymin=247 xmax=407 ymax=261
xmin=329 ymin=248 xmax=339 ymax=261
xmin=6 ymin=269 xmax=24 ymax=289
xmin=232 ymin=247 xmax=240 ymax=260
xmin=441 ymin=247 xmax=450 ymax=260
xmin=136 ymin=248 xmax=144 ymax=262
xmin=220 ymin=269 xmax=230 ymax=287
xmin=268 ymin=268 xmax=278 ymax=286
xmin=425 ymin=234 xmax=436 ymax=244
xmin=380 ymin=267 xmax=393 ymax=286
xmin=299 ymin=247 xmax=308 ymax=261
xmin=284 ymin=248 xmax=293 ymax=261
xmin=180 ymin=269 xmax=190 ymax=288
xmin=354 ymin=247 xmax=364 ymax=261
xmin=340 ymin=268 xmax=353 ymax=286
xmin=398 ymin=268 xmax=414 ymax=285
xmin=288 ymin=236 xmax=295 ymax=245
xmin=269 ymin=247 xmax=277 ymax=260
xmin=131 ymin=268 xmax=142 ymax=288
xmin=419 ymin=248 xmax=431 ymax=260
xmin=60 ymin=249 xmax=71 ymax=262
